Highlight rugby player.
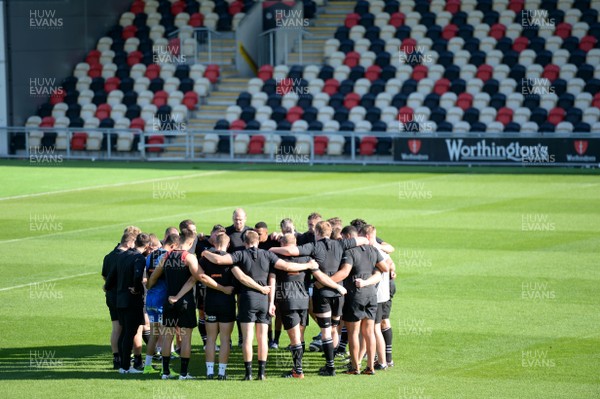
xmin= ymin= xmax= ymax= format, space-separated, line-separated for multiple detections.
xmin=296 ymin=212 xmax=321 ymax=245
xmin=143 ymin=233 xmax=179 ymax=374
xmin=170 ymin=233 xmax=237 ymax=380
xmin=179 ymin=219 xmax=198 ymax=253
xmin=106 ymin=233 xmax=151 ymax=374
xmin=333 ymin=225 xmax=388 ymax=375
xmin=147 ymin=229 xmax=202 ymax=380
xmin=272 ymin=233 xmax=347 ymax=378
xmin=255 ymin=221 xmax=279 ymax=250
xmin=350 ymin=218 xmax=395 ymax=254
xmin=225 ymin=208 xmax=250 ymax=252
xmin=201 ymin=230 xmax=319 ymax=381
xmin=102 ymin=232 xmax=135 ymax=369
xmin=194 ymin=225 xmax=226 ymax=348
xmin=161 ymin=226 xmax=179 ymax=245
xmin=373 ymin=246 xmax=395 ymax=370
xmin=270 ymin=221 xmax=369 ymax=376
xmin=327 ymin=217 xmax=343 ymax=240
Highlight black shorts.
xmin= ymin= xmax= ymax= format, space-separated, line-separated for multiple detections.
xmin=238 ymin=297 xmax=270 ymax=324
xmin=205 ymin=304 xmax=236 ymax=323
xmin=281 ymin=309 xmax=308 ymax=330
xmin=375 ymin=300 xmax=392 ymax=323
xmin=163 ymin=297 xmax=197 ymax=329
xmin=312 ymin=289 xmax=344 ymax=316
xmin=106 ymin=296 xmax=118 ymax=321
xmin=342 ymin=298 xmax=377 ymax=322
xmin=117 ymin=305 xmax=145 ymax=327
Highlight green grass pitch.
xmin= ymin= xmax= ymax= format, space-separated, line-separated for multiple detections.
xmin=0 ymin=160 xmax=598 ymax=399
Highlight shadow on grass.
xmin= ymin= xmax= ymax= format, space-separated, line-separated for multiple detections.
xmin=0 ymin=344 xmax=330 ymax=381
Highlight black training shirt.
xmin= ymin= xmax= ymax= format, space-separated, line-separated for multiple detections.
xmin=225 ymin=225 xmax=250 ymax=253
xmin=273 ymin=254 xmax=312 ymax=311
xmin=342 ymin=245 xmax=384 ymax=305
xmin=231 ymin=247 xmax=279 ymax=302
xmin=298 ymin=237 xmax=357 ymax=298
xmin=201 ymin=248 xmax=235 ymax=310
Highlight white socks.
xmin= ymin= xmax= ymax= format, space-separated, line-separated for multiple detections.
xmin=206 ymin=362 xmax=214 ymax=375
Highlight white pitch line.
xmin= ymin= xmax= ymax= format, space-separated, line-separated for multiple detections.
xmin=0 ymin=271 xmax=96 ymax=292
xmin=0 ymin=170 xmax=228 ymax=201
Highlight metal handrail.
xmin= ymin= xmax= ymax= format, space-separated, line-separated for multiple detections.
xmin=3 ymin=127 xmax=599 ymax=166
xmin=166 ymin=27 xmax=222 ymax=64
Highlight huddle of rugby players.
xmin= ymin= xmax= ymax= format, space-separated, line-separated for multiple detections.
xmin=102 ymin=209 xmax=396 ymax=380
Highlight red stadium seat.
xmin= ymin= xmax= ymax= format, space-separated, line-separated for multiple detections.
xmin=147 ymin=135 xmax=165 ymax=152
xmin=130 ymin=0 xmax=145 ymax=14
xmin=183 ymin=91 xmax=199 ymax=110
xmin=323 ymin=79 xmax=340 ymax=95
xmin=153 ymin=91 xmax=169 ymax=107
xmin=580 ymin=36 xmax=598 ymax=52
xmin=88 ymin=64 xmax=102 ymax=78
xmin=258 ymin=65 xmax=274 ymax=81
xmin=593 ymin=93 xmax=600 ymax=109
xmin=457 ymin=93 xmax=473 ymax=110
xmin=359 ymin=136 xmax=377 ymax=156
xmin=548 ymin=107 xmax=565 ymax=125
xmin=248 ymin=135 xmax=265 ymax=154
xmin=401 ymin=38 xmax=417 ymax=53
xmin=512 ymin=37 xmax=529 ymax=52
xmin=127 ymin=51 xmax=143 ymax=66
xmin=145 ymin=64 xmax=161 ymax=79
xmin=542 ymin=64 xmax=560 ymax=82
xmin=345 ymin=13 xmax=360 ymax=28
xmin=496 ymin=107 xmax=513 ymax=125
xmin=189 ymin=13 xmax=204 ymax=27
xmin=50 ymin=91 xmax=66 ymax=105
xmin=508 ymin=0 xmax=524 ymax=12
xmin=365 ymin=65 xmax=381 ymax=81
xmin=389 ymin=12 xmax=405 ymax=28
xmin=489 ymin=23 xmax=506 ymax=40
xmin=205 ymin=65 xmax=220 ymax=84
xmin=344 ymin=93 xmax=361 ymax=109
xmin=168 ymin=38 xmax=181 ymax=55
xmin=96 ymin=104 xmax=112 ymax=120
xmin=286 ymin=106 xmax=304 ymax=123
xmin=412 ymin=65 xmax=428 ymax=81
xmin=314 ymin=136 xmax=328 ymax=155
xmin=344 ymin=52 xmax=361 ymax=68
xmin=278 ymin=78 xmax=293 ymax=95
xmin=229 ymin=1 xmax=244 ymax=15
xmin=104 ymin=77 xmax=121 ymax=93
xmin=554 ymin=23 xmax=571 ymax=39
xmin=71 ymin=133 xmax=88 ymax=150
xmin=442 ymin=24 xmax=458 ymax=40
xmin=476 ymin=65 xmax=494 ymax=82
xmin=445 ymin=0 xmax=461 ymax=14
xmin=398 ymin=106 xmax=414 ymax=124
xmin=130 ymin=117 xmax=145 ymax=130
xmin=171 ymin=1 xmax=186 ymax=15
xmin=434 ymin=78 xmax=451 ymax=95
xmin=230 ymin=119 xmax=246 ymax=130
xmin=40 ymin=116 xmax=55 ymax=127
xmin=122 ymin=25 xmax=137 ymax=40
xmin=86 ymin=50 xmax=101 ymax=65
